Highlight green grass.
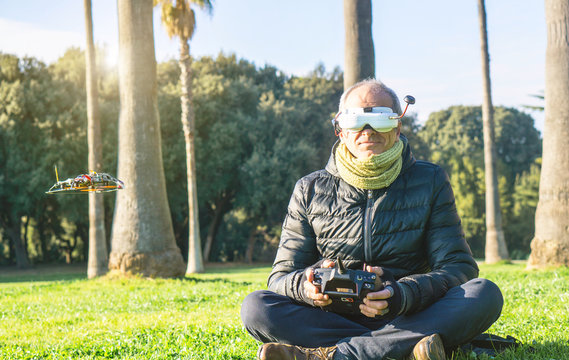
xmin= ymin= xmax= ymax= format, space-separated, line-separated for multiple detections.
xmin=0 ymin=262 xmax=568 ymax=359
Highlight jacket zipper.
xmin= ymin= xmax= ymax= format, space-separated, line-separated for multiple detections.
xmin=364 ymin=189 xmax=373 ymax=262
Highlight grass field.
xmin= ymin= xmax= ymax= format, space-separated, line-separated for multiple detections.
xmin=0 ymin=262 xmax=568 ymax=359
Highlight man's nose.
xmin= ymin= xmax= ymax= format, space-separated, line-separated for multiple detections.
xmin=360 ymin=124 xmax=375 ymax=135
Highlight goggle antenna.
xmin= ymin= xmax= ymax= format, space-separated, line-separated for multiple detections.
xmin=392 ymin=95 xmax=416 ymax=119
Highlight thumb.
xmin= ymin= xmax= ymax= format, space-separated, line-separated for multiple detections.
xmin=306 ymin=267 xmax=315 ymax=282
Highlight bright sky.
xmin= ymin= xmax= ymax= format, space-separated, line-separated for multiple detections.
xmin=0 ymin=0 xmax=546 ymax=131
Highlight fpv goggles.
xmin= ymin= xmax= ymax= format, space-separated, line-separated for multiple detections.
xmin=332 ymin=95 xmax=415 ymax=134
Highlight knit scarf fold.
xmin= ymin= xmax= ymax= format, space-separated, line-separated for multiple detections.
xmin=335 ymin=140 xmax=404 ymax=190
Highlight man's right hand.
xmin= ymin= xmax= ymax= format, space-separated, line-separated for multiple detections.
xmin=303 ymin=259 xmax=335 ymax=307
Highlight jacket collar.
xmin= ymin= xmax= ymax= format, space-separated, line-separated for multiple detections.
xmin=325 ymin=133 xmax=416 ymax=179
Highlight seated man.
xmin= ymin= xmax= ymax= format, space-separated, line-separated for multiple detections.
xmin=241 ymin=79 xmax=503 ymax=360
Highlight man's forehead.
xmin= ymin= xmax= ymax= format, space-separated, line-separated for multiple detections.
xmin=344 ymin=86 xmax=393 ymax=109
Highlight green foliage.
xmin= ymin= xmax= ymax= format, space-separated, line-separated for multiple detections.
xmin=0 ymin=49 xmax=119 ymax=266
xmin=0 ymin=263 xmax=568 ymax=359
xmin=157 ymin=53 xmax=342 ymax=262
xmin=418 ymin=106 xmax=541 ymax=258
xmin=400 ymin=114 xmax=430 ymax=161
xmin=504 ymin=159 xmax=541 ymax=259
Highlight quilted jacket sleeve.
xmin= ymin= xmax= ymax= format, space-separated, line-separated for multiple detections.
xmin=397 ymin=166 xmax=479 ymax=314
xmin=267 ymin=177 xmax=320 ymax=304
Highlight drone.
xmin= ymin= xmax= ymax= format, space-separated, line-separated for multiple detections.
xmin=46 ymin=166 xmax=124 ymax=194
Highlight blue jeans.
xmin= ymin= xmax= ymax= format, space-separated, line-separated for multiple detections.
xmin=241 ymin=278 xmax=503 ymax=359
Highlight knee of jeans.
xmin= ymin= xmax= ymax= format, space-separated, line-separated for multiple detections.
xmin=470 ymin=278 xmax=504 ymax=318
xmin=240 ymin=290 xmax=270 ymax=328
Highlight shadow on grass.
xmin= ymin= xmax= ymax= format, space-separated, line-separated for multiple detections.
xmin=0 ymin=263 xmax=87 ymax=283
xmin=518 ymin=340 xmax=569 ymax=359
xmin=454 ymin=340 xmax=569 ymax=359
xmin=182 ymin=276 xmax=253 ymax=286
xmin=0 ymin=262 xmax=270 ymax=285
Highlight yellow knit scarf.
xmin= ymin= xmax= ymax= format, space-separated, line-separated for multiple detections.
xmin=335 ymin=140 xmax=404 ymax=190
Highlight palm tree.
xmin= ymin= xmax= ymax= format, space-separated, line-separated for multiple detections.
xmin=109 ymin=0 xmax=185 ymax=277
xmin=83 ymin=0 xmax=108 ymax=278
xmin=343 ymin=0 xmax=375 ymax=89
xmin=477 ymin=0 xmax=509 ymax=263
xmin=527 ymin=0 xmax=569 ymax=268
xmin=154 ymin=0 xmax=212 ymax=274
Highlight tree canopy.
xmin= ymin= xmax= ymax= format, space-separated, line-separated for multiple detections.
xmin=0 ymin=51 xmax=542 ymax=266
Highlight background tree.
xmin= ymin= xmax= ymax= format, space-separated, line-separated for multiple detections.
xmin=0 ymin=52 xmax=91 ymax=267
xmin=83 ymin=0 xmax=108 ymax=278
xmin=477 ymin=0 xmax=509 ymax=263
xmin=237 ymin=67 xmax=343 ymax=262
xmin=343 ymin=0 xmax=374 ymax=89
xmin=154 ymin=0 xmax=212 ymax=274
xmin=528 ymin=0 xmax=569 ymax=268
xmin=509 ymin=159 xmax=541 ymax=259
xmin=419 ymin=105 xmax=541 ymax=257
xmin=109 ymin=0 xmax=185 ymax=277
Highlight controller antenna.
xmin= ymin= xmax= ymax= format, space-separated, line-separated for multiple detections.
xmin=337 ymin=258 xmax=346 ymax=274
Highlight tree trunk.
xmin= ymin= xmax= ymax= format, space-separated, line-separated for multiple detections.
xmin=22 ymin=215 xmax=31 ymax=261
xmin=203 ymin=192 xmax=231 ymax=262
xmin=84 ymin=0 xmax=108 ymax=278
xmin=528 ymin=0 xmax=569 ymax=268
xmin=343 ymin=0 xmax=375 ymax=89
xmin=2 ymin=215 xmax=30 ymax=268
xmin=37 ymin=213 xmax=50 ymax=263
xmin=109 ymin=0 xmax=185 ymax=278
xmin=179 ymin=37 xmax=204 ymax=274
xmin=245 ymin=227 xmax=257 ymax=264
xmin=478 ymin=0 xmax=509 ymax=263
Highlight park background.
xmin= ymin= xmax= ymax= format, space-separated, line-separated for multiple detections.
xmin=0 ymin=0 xmax=548 ymax=267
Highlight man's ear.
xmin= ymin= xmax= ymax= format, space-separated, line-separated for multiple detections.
xmin=396 ymin=121 xmax=402 ymax=137
xmin=338 ymin=130 xmax=346 ymax=143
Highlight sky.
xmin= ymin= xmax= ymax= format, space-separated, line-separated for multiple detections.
xmin=0 ymin=0 xmax=546 ymax=132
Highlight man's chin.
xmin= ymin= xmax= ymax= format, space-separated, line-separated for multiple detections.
xmin=358 ymin=146 xmax=384 ymax=157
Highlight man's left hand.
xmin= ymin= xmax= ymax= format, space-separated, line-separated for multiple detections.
xmin=359 ymin=266 xmax=401 ymax=318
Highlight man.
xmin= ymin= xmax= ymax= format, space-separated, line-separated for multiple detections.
xmin=241 ymin=79 xmax=503 ymax=360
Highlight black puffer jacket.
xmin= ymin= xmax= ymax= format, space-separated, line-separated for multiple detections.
xmin=268 ymin=136 xmax=478 ymax=315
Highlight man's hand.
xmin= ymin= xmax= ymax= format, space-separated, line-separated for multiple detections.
xmin=303 ymin=259 xmax=335 ymax=307
xmin=359 ymin=266 xmax=397 ymax=318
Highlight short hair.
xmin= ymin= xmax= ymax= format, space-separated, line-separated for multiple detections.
xmin=338 ymin=79 xmax=402 ymax=115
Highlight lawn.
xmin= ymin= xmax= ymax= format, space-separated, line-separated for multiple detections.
xmin=0 ymin=262 xmax=568 ymax=359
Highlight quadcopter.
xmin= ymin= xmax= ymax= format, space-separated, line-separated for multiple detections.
xmin=46 ymin=166 xmax=124 ymax=194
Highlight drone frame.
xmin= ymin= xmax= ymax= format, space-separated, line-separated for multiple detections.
xmin=46 ymin=167 xmax=124 ymax=194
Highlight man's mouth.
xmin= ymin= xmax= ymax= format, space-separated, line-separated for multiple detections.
xmin=358 ymin=139 xmax=380 ymax=145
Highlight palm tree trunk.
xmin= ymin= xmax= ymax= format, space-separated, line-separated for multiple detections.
xmin=477 ymin=0 xmax=509 ymax=263
xmin=84 ymin=0 xmax=108 ymax=278
xmin=179 ymin=37 xmax=204 ymax=274
xmin=109 ymin=0 xmax=185 ymax=277
xmin=343 ymin=0 xmax=375 ymax=89
xmin=528 ymin=0 xmax=569 ymax=268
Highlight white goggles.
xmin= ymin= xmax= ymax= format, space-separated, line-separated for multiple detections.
xmin=333 ymin=107 xmax=400 ymax=133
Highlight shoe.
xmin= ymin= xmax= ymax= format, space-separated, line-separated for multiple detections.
xmin=410 ymin=333 xmax=446 ymax=360
xmin=258 ymin=343 xmax=337 ymax=360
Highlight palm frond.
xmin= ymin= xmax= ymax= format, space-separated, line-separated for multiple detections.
xmin=155 ymin=0 xmax=208 ymax=40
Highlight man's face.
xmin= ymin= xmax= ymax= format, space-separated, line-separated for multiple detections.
xmin=339 ymin=86 xmax=401 ymax=159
